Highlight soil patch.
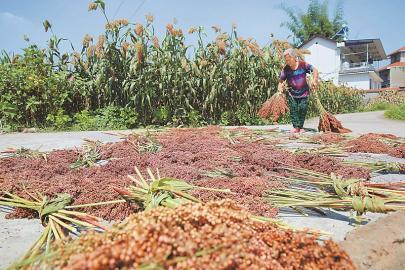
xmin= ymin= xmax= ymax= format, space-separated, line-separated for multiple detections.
xmin=340 ymin=210 xmax=405 ymax=270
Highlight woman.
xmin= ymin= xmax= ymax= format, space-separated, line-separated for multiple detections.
xmin=278 ymin=48 xmax=319 ymax=134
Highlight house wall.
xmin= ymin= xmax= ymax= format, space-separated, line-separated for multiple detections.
xmin=338 ymin=72 xmax=372 ymax=90
xmin=371 ymin=80 xmax=381 ymax=89
xmin=390 ymin=67 xmax=405 ymax=87
xmin=339 ymin=73 xmax=370 ymax=89
xmin=390 ymin=52 xmax=405 ymax=63
xmin=379 ymin=69 xmax=390 ymax=87
xmin=300 ymin=37 xmax=340 ymax=84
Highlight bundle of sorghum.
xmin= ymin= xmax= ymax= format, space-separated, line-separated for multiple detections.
xmin=32 ymin=200 xmax=354 ymax=270
xmin=314 ymin=92 xmax=351 ymax=133
xmin=258 ymin=92 xmax=289 ymax=122
xmin=318 ymin=111 xmax=351 ymax=133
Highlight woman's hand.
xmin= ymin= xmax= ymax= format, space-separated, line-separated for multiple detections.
xmin=311 ymin=67 xmax=320 ymax=91
xmin=277 ymin=81 xmax=285 ymax=94
xmin=311 ymin=79 xmax=319 ymax=91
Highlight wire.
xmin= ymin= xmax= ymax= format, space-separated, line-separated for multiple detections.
xmin=129 ymin=0 xmax=148 ymax=21
xmin=112 ymin=0 xmax=126 ymax=19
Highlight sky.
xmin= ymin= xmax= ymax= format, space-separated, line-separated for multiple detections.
xmin=0 ymin=0 xmax=404 ymax=56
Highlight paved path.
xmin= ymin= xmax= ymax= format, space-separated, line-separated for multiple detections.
xmin=0 ymin=111 xmax=403 ymax=152
xmin=304 ymin=111 xmax=405 ymax=137
xmin=0 ymin=130 xmax=124 ymax=152
xmin=237 ymin=110 xmax=405 ymax=137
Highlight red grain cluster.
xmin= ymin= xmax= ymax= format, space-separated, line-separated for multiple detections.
xmin=40 ymin=200 xmax=355 ymax=270
xmin=345 ymin=134 xmax=405 ymax=158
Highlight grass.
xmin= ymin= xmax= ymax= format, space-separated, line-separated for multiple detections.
xmin=362 ymin=102 xmax=405 ymax=121
xmin=363 ymin=101 xmax=392 ymax=112
xmin=384 ymin=104 xmax=405 ymax=121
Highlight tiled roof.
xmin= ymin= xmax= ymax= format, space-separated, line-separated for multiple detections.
xmin=388 ymin=46 xmax=405 ymax=56
xmin=378 ymin=62 xmax=405 ymax=71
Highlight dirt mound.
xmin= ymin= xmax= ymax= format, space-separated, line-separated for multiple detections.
xmin=340 ymin=210 xmax=405 ymax=270
xmin=39 ymin=200 xmax=355 ymax=270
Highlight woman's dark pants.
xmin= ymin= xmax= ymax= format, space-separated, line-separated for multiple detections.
xmin=287 ymin=95 xmax=309 ymax=129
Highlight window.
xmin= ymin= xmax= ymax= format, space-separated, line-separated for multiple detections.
xmin=391 ymin=54 xmax=400 ymax=63
xmin=394 ymin=67 xmax=405 ymax=72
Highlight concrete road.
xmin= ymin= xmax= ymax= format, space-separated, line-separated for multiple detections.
xmin=1 ymin=111 xmax=404 ymax=152
xmin=0 ymin=130 xmax=124 ymax=152
xmin=0 ymin=211 xmax=43 ymax=268
xmin=304 ymin=110 xmax=405 ymax=137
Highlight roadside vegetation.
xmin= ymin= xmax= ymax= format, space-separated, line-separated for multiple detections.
xmin=0 ymin=0 xmax=364 ymax=132
xmin=363 ymin=90 xmax=405 ymax=121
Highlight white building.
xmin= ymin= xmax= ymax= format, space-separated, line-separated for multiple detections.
xmin=299 ymin=35 xmax=386 ymax=90
xmin=378 ymin=46 xmax=405 ymax=88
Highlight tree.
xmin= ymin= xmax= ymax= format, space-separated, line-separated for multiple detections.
xmin=281 ymin=0 xmax=346 ymax=46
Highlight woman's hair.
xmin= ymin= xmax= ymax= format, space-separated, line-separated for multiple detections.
xmin=283 ymin=48 xmax=298 ymax=59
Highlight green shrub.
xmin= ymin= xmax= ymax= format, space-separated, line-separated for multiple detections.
xmin=235 ymin=107 xmax=266 ymax=126
xmin=307 ymin=81 xmax=364 ymax=118
xmin=384 ymin=104 xmax=405 ymax=121
xmin=0 ymin=46 xmax=73 ymax=128
xmin=72 ymin=110 xmax=99 ymax=131
xmin=95 ymin=106 xmax=138 ymax=129
xmin=46 ymin=109 xmax=72 ymax=129
xmin=71 ymin=106 xmax=138 ymax=131
xmin=219 ymin=111 xmax=232 ymax=126
xmin=153 ymin=106 xmax=169 ymax=125
xmin=169 ymin=108 xmax=207 ymax=127
xmin=363 ymin=102 xmax=392 ymax=112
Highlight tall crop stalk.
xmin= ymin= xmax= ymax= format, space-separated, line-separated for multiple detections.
xmin=0 ymin=0 xmax=363 ymax=128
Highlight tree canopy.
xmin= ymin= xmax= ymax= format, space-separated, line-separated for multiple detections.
xmin=281 ymin=0 xmax=346 ymax=46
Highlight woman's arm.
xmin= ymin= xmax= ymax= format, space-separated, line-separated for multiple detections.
xmin=311 ymin=67 xmax=319 ymax=90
